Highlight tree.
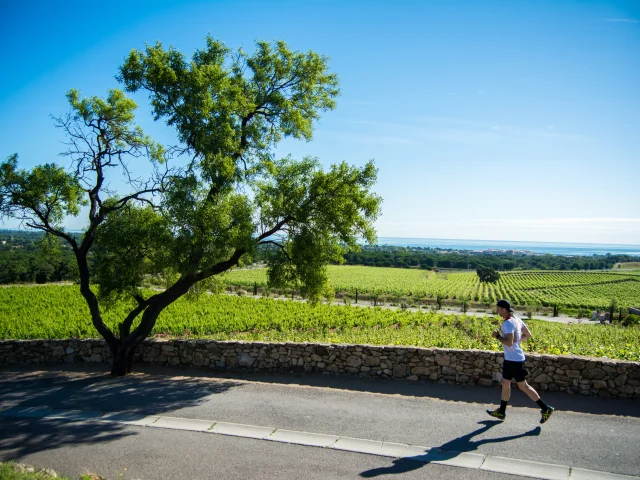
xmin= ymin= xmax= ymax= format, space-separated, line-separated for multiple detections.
xmin=476 ymin=266 xmax=500 ymax=283
xmin=0 ymin=37 xmax=381 ymax=375
xmin=435 ymin=293 xmax=446 ymax=310
xmin=524 ymin=300 xmax=541 ymax=320
xmin=460 ymin=295 xmax=470 ymax=314
xmin=609 ymin=298 xmax=619 ymax=323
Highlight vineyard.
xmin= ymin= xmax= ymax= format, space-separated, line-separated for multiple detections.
xmin=222 ymin=266 xmax=640 ymax=310
xmin=1 ymin=285 xmax=638 ymax=361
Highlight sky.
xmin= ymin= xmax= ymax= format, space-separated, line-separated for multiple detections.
xmin=1 ymin=0 xmax=639 ymax=245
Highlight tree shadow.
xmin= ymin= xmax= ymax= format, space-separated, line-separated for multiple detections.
xmin=0 ymin=365 xmax=238 ymax=414
xmin=0 ymin=417 xmax=135 ymax=460
xmin=0 ymin=365 xmax=239 ymax=460
xmin=360 ymin=420 xmax=541 ymax=477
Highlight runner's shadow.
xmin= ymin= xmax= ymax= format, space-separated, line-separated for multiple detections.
xmin=360 ymin=420 xmax=541 ymax=477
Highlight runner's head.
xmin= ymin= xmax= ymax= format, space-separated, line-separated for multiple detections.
xmin=496 ymin=299 xmax=514 ymax=318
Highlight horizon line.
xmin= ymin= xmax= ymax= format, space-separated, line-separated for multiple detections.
xmin=1 ymin=228 xmax=639 ymax=248
xmin=375 ymin=236 xmax=640 ymax=248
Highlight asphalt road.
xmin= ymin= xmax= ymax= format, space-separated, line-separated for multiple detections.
xmin=1 ymin=364 xmax=639 ymax=479
xmin=0 ymin=417 xmax=539 ymax=480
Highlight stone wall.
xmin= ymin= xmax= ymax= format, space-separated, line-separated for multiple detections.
xmin=1 ymin=339 xmax=639 ymax=399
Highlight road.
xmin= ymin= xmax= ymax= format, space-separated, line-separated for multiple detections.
xmin=1 ymin=364 xmax=638 ymax=479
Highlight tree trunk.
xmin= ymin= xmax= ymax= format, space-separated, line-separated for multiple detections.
xmin=107 ymin=286 xmax=185 ymax=376
xmin=110 ymin=339 xmax=140 ymax=376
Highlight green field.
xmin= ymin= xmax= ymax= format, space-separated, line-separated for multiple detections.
xmin=222 ymin=266 xmax=640 ymax=310
xmin=1 ymin=285 xmax=638 ymax=360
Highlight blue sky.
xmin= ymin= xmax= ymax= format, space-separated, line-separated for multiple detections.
xmin=1 ymin=0 xmax=639 ymax=244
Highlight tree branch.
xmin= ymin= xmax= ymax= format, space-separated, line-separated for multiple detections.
xmin=258 ymin=215 xmax=294 ymax=242
xmin=119 ymin=295 xmax=149 ymax=338
xmin=259 ymin=240 xmax=291 ymax=261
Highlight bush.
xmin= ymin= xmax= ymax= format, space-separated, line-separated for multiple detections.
xmin=576 ymin=308 xmax=592 ymax=319
xmin=623 ymin=314 xmax=640 ymax=327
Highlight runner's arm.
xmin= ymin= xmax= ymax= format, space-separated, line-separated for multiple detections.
xmin=521 ymin=325 xmax=532 ymax=342
xmin=493 ymin=331 xmax=514 ymax=347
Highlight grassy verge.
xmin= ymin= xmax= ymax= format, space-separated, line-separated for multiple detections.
xmin=0 ymin=462 xmax=105 ymax=480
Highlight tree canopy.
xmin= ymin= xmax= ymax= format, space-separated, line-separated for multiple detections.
xmin=476 ymin=266 xmax=500 ymax=283
xmin=0 ymin=37 xmax=381 ymax=375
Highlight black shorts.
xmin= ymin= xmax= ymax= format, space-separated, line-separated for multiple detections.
xmin=502 ymin=360 xmax=528 ymax=382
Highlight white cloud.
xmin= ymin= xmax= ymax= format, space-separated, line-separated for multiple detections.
xmin=605 ymin=18 xmax=638 ymax=23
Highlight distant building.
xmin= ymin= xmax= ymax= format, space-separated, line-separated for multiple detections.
xmin=468 ymin=248 xmax=534 ymax=256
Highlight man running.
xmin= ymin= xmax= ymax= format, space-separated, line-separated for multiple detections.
xmin=487 ymin=299 xmax=555 ymax=424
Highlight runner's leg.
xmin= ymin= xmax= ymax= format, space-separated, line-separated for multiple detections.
xmin=516 ymin=380 xmax=541 ymax=402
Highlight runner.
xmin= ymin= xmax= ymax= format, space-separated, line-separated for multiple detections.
xmin=487 ymin=299 xmax=555 ymax=423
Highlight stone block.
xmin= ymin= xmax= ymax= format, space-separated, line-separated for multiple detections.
xmin=346 ymin=355 xmax=362 ymax=368
xmin=193 ymin=353 xmax=204 ymax=366
xmin=582 ymin=368 xmax=607 ymax=380
xmin=435 ymin=354 xmax=450 ymax=366
xmin=614 ymin=374 xmax=627 ymax=387
xmin=533 ymin=374 xmax=552 ymax=384
xmin=363 ymin=355 xmax=381 ymax=367
xmin=473 ymin=359 xmax=486 ymax=368
xmin=237 ymin=352 xmax=255 ymax=367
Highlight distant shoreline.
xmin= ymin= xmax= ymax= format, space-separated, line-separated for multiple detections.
xmin=375 ymin=237 xmax=640 ymax=257
xmin=1 ymin=229 xmax=639 ymax=257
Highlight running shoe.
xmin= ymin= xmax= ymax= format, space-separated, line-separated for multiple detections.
xmin=486 ymin=409 xmax=506 ymax=420
xmin=540 ymin=406 xmax=555 ymax=424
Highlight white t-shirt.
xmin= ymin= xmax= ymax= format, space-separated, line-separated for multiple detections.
xmin=501 ymin=316 xmax=527 ymax=362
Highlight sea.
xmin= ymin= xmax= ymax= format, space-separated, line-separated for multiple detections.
xmin=376 ymin=237 xmax=640 ymax=257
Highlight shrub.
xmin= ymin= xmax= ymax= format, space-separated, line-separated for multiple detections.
xmin=623 ymin=314 xmax=640 ymax=327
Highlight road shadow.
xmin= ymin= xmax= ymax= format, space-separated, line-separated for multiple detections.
xmin=0 ymin=417 xmax=135 ymax=460
xmin=2 ymin=363 xmax=638 ymax=419
xmin=130 ymin=366 xmax=640 ymax=418
xmin=0 ymin=365 xmax=239 ymax=462
xmin=0 ymin=365 xmax=238 ymax=415
xmin=360 ymin=420 xmax=540 ymax=477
